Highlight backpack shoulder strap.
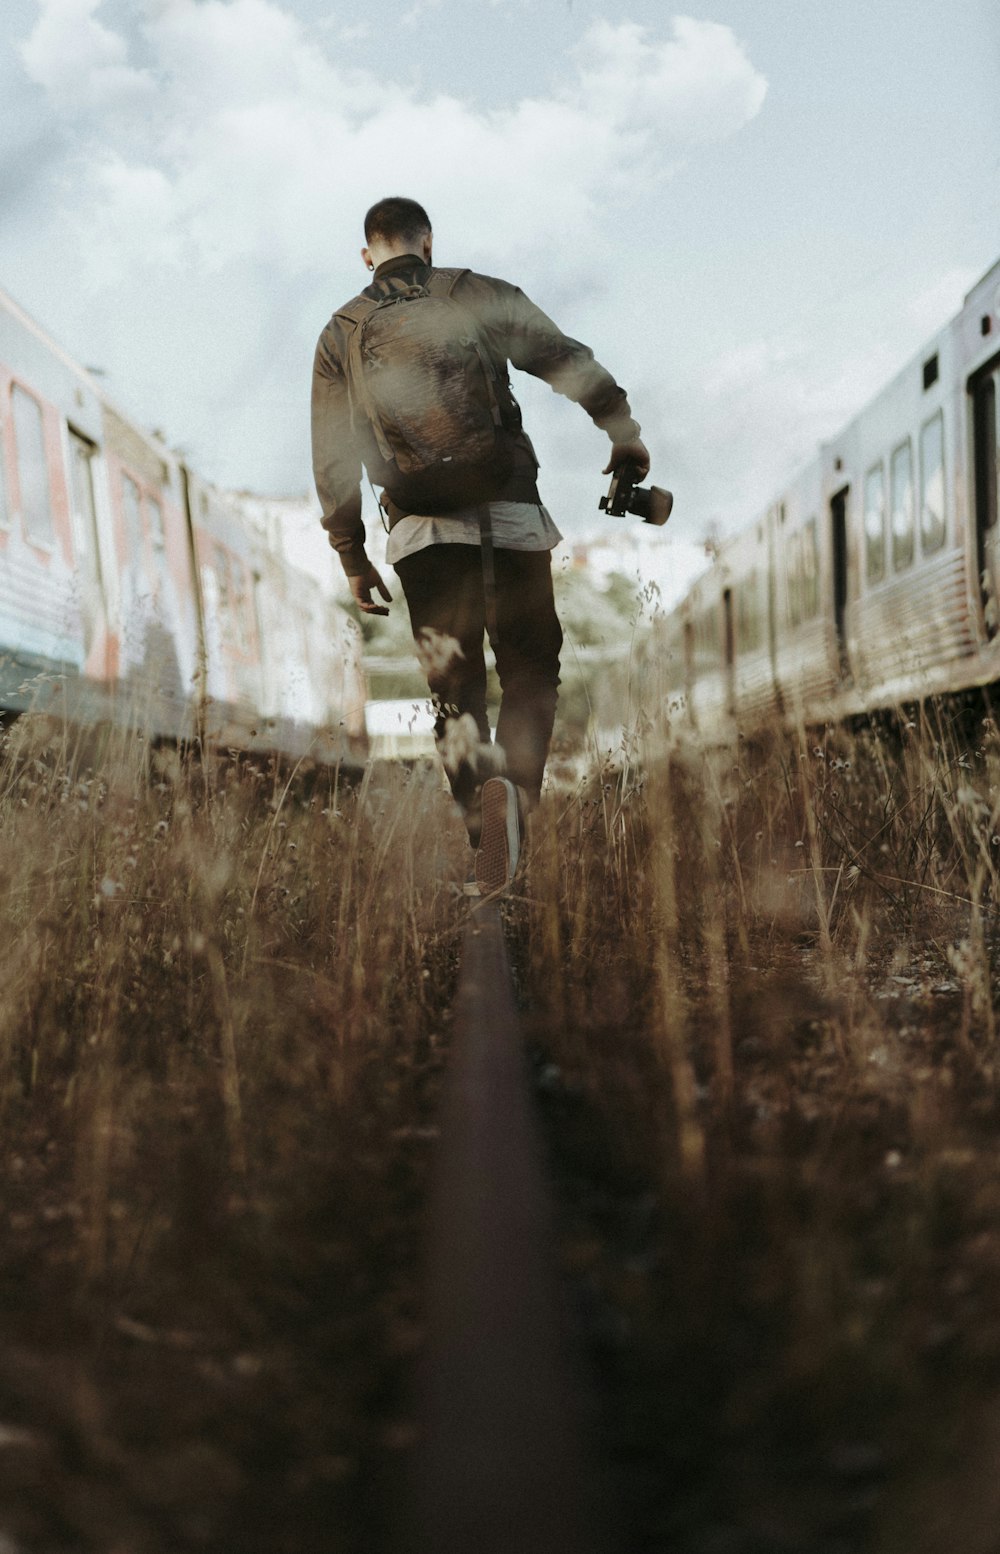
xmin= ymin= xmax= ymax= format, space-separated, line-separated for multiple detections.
xmin=332 ymin=293 xmax=390 ymax=450
xmin=334 ymin=293 xmax=380 ymax=328
xmin=424 ymin=267 xmax=470 ymax=299
xmin=337 ymin=270 xmax=468 ymax=320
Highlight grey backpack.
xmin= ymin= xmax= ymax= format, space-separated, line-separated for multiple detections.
xmin=336 ymin=268 xmax=513 ymax=512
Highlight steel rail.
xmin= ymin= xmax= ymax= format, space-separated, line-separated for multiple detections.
xmin=400 ymin=898 xmax=609 ymax=1554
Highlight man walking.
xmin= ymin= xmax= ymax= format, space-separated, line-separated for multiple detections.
xmin=311 ymin=196 xmax=649 ymax=892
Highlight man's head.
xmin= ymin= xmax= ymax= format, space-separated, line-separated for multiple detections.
xmin=361 ymin=196 xmax=433 ymax=272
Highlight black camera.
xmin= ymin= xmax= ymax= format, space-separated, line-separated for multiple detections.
xmin=599 ymin=461 xmax=673 ymax=527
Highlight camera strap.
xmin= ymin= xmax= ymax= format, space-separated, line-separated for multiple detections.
xmin=476 ymin=504 xmax=500 ymax=648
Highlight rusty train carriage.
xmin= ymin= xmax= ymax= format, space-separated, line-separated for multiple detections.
xmin=658 ymin=257 xmax=1000 ymax=740
xmin=0 ymin=285 xmax=365 ymax=760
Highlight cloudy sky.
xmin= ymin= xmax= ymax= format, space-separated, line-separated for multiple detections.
xmin=2 ymin=0 xmax=999 ymax=599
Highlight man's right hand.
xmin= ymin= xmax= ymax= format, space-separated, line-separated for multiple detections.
xmin=604 ymin=438 xmax=651 ymax=480
xmin=349 ymin=563 xmax=393 ymax=616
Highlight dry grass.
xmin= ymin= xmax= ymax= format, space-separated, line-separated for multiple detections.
xmin=7 ymin=690 xmax=1000 ymax=1554
xmin=0 ymin=714 xmax=468 ymax=1554
xmin=516 ymin=701 xmax=1000 ymax=1554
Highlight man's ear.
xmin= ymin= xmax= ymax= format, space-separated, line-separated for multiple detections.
xmin=422 ymin=232 xmax=433 ymax=264
xmin=361 ymin=245 xmax=374 ymax=271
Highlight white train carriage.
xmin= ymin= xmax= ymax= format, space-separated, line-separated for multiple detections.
xmin=0 ymin=291 xmax=116 ymax=715
xmin=668 ymin=256 xmax=1000 ymax=740
xmin=770 ymin=463 xmax=839 ymax=721
xmin=187 ymin=473 xmax=267 ymax=745
xmin=102 ymin=408 xmax=201 ymax=736
xmin=829 ymin=311 xmax=977 ymax=711
xmin=679 ymin=575 xmax=729 ymax=735
xmin=719 ymin=518 xmax=780 ymax=726
xmin=252 ymin=544 xmax=366 ymax=761
xmin=961 ymin=261 xmax=1000 ymax=660
xmin=0 ymin=283 xmax=365 ymax=761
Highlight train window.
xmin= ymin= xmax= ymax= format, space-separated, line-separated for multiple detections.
xmin=11 ymin=385 xmax=55 ymax=546
xmin=122 ymin=474 xmax=144 ymax=554
xmin=864 ymin=464 xmax=886 ymax=584
xmin=802 ymin=517 xmax=820 ymax=617
xmin=891 ymin=440 xmax=915 ymax=572
xmin=923 ymin=354 xmax=939 ymax=391
xmin=70 ymin=435 xmax=96 ymax=534
xmin=919 ymin=412 xmax=946 ymax=554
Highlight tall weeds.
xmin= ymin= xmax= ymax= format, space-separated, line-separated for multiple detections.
xmin=519 ymin=703 xmax=1000 ymax=1554
xmin=0 ymin=714 xmax=466 ymax=1553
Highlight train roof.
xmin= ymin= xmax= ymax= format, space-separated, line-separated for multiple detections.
xmin=0 ymin=281 xmax=180 ymax=468
xmin=694 ymin=254 xmax=1000 ymax=595
xmin=0 ymin=281 xmax=317 ymax=569
xmin=964 ymin=254 xmax=1000 ymax=308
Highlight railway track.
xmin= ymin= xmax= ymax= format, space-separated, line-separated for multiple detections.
xmin=400 ymin=897 xmax=609 ymax=1554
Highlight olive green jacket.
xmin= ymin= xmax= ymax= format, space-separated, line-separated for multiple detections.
xmin=311 ymin=254 xmax=641 ymax=577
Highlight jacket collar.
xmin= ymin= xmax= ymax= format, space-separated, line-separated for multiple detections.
xmin=373 ymin=254 xmax=429 ymax=280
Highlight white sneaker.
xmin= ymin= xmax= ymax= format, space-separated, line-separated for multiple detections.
xmin=475 ymin=777 xmax=521 ymax=894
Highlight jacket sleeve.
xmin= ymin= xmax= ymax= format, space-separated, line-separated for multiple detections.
xmin=473 ymin=276 xmax=642 ymax=443
xmin=310 ymin=330 xmax=369 ymax=577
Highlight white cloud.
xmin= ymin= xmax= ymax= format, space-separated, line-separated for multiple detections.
xmin=668 ymin=333 xmax=899 ymax=540
xmin=570 ymin=16 xmax=767 ymax=143
xmin=24 ymin=2 xmax=766 ymax=281
xmin=20 ymin=0 xmax=153 ymax=111
xmin=401 ymin=0 xmax=444 ymax=28
xmin=13 ymin=0 xmax=769 ymax=550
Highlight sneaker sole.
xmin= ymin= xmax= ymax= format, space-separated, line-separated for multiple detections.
xmin=475 ymin=777 xmax=518 ymax=894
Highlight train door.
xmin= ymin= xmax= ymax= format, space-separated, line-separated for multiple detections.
xmin=67 ymin=430 xmax=108 ymax=663
xmin=766 ymin=506 xmax=783 ymax=708
xmin=179 ymin=466 xmax=208 ymax=724
xmin=830 ymin=485 xmax=850 ymax=674
xmin=683 ymin=617 xmax=694 ymax=708
xmin=971 ymin=356 xmax=1000 ymax=637
xmin=722 ymin=586 xmax=736 ymax=713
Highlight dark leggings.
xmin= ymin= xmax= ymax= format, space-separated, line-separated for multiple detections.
xmin=394 ymin=543 xmax=562 ymax=808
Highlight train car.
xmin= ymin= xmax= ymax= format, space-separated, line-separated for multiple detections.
xmin=252 ymin=539 xmax=367 ymax=760
xmin=186 ymin=472 xmax=266 ymax=746
xmin=770 ymin=462 xmax=839 ymax=720
xmin=102 ymin=407 xmax=200 ymax=737
xmin=664 ymin=256 xmax=1000 ymax=740
xmin=0 ymin=290 xmax=115 ymax=720
xmin=677 ymin=570 xmax=728 ymax=735
xmin=0 ymin=283 xmax=364 ymax=762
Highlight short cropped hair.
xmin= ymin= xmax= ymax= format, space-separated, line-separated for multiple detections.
xmin=364 ymin=196 xmax=432 ymax=249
